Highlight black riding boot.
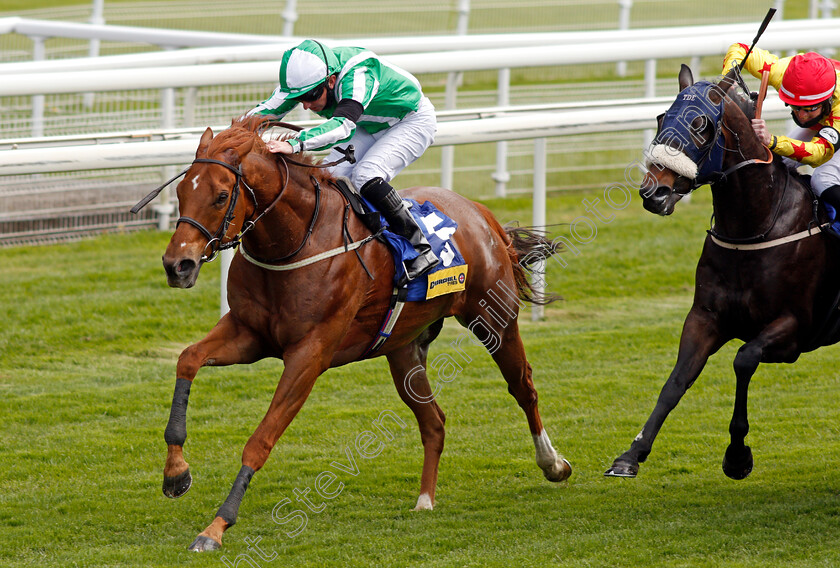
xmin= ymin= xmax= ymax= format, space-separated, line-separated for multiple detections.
xmin=821 ymin=185 xmax=840 ymax=219
xmin=361 ymin=177 xmax=440 ymax=285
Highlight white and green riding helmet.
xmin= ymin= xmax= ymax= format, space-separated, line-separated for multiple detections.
xmin=278 ymin=40 xmax=340 ymax=98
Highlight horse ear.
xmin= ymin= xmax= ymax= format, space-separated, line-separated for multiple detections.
xmin=718 ymin=67 xmax=738 ymax=93
xmin=196 ymin=127 xmax=213 ymax=158
xmin=678 ymin=64 xmax=694 ymax=92
xmin=708 ymin=67 xmax=738 ymax=104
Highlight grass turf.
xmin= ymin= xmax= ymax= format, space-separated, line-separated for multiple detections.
xmin=2 ymin=188 xmax=840 ymax=567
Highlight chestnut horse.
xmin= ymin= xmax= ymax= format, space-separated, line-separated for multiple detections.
xmin=154 ymin=116 xmax=571 ymax=551
xmin=605 ymin=66 xmax=840 ymax=479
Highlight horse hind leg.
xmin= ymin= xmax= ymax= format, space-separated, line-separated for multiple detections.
xmin=386 ymin=319 xmax=446 ymax=511
xmin=723 ymin=317 xmax=797 ymax=480
xmin=723 ymin=342 xmax=759 ymax=480
xmin=501 ymin=330 xmax=571 ymax=482
xmin=464 ymin=311 xmax=571 ymax=483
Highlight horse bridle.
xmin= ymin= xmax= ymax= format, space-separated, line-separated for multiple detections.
xmin=176 ymin=158 xmax=262 ymax=263
xmin=174 ymin=156 xmax=323 ymax=264
xmin=130 ymin=130 xmax=355 ymax=263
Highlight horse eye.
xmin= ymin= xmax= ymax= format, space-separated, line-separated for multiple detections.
xmin=215 ymin=192 xmax=229 ymax=206
xmin=689 ymin=116 xmax=711 ymax=146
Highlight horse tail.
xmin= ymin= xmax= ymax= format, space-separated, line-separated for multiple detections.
xmin=504 ymin=223 xmax=563 ymax=306
xmin=475 ymin=204 xmax=562 ymax=306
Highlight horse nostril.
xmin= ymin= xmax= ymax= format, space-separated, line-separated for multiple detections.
xmin=639 ymin=184 xmax=672 ymax=202
xmin=654 ymin=185 xmax=672 ymax=199
xmin=176 ymin=259 xmax=196 ymax=276
xmin=163 ymin=256 xmax=196 ymax=280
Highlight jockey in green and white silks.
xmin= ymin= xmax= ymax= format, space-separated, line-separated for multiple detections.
xmin=246 ymin=39 xmax=439 ymax=285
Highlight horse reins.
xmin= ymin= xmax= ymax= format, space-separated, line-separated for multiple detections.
xmin=175 ymin=156 xmax=330 ymax=264
xmin=706 ymin=141 xmax=828 ymax=249
xmin=681 ymin=102 xmax=827 ymax=249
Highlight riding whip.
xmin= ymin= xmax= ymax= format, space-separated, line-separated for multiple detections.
xmin=740 ymin=8 xmax=776 ymax=120
xmin=738 ymin=8 xmax=776 ymax=72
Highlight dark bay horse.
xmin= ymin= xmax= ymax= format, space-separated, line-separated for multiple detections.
xmin=605 ymin=66 xmax=840 ymax=479
xmin=155 ymin=116 xmax=571 ymax=551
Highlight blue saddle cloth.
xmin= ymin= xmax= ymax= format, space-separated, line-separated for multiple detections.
xmin=361 ymin=197 xmax=467 ymax=301
xmin=822 ymin=202 xmax=840 ymax=234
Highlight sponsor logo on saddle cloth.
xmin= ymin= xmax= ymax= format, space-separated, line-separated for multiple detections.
xmin=374 ymin=198 xmax=468 ymax=301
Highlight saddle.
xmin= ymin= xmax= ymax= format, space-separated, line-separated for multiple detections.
xmin=327 ymin=176 xmax=468 ymax=355
xmin=328 ymin=177 xmax=383 ymax=235
xmin=328 ymin=177 xmax=467 ymax=300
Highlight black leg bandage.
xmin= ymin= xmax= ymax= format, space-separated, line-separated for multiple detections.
xmin=164 ymin=378 xmax=191 ymax=446
xmin=216 ymin=465 xmax=255 ymax=527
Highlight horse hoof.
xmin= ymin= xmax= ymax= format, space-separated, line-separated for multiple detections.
xmin=163 ymin=468 xmax=192 ymax=498
xmin=722 ymin=445 xmax=753 ymax=480
xmin=604 ymin=459 xmax=638 ymax=478
xmin=189 ymin=535 xmax=221 ymax=552
xmin=412 ymin=493 xmax=434 ymax=511
xmin=543 ymin=458 xmax=572 ymax=482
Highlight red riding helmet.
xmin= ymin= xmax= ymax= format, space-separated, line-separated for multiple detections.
xmin=779 ymin=52 xmax=837 ymax=106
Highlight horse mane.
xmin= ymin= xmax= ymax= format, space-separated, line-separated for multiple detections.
xmin=208 ymin=115 xmax=336 ymax=185
xmin=714 ymin=75 xmax=822 ymax=218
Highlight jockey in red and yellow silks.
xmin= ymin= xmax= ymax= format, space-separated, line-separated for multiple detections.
xmin=723 ymin=43 xmax=840 ymax=210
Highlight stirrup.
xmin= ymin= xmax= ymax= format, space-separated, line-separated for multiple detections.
xmin=398 ymin=250 xmax=440 ymax=287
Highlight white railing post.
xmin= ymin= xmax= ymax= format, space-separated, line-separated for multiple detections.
xmin=83 ymin=0 xmax=105 ymax=109
xmin=493 ymin=68 xmax=511 ymax=197
xmin=282 ymin=0 xmax=299 ymax=37
xmin=642 ymin=58 xmax=657 ymax=148
xmin=220 ymin=248 xmax=234 ymax=316
xmin=440 ymin=72 xmax=458 ymax=190
xmin=531 ymin=137 xmax=547 ymax=322
xmin=184 ymin=87 xmax=197 ymax=127
xmin=155 ymin=85 xmax=177 ymax=231
xmin=441 ymin=0 xmax=470 ymax=190
xmin=616 ymin=0 xmax=633 ymax=77
xmin=455 ymin=0 xmax=470 ymax=35
xmin=30 ymin=35 xmax=46 ymax=137
xmin=821 ymin=0 xmax=836 ymax=56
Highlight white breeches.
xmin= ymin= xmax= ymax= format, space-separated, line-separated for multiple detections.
xmin=327 ymin=96 xmax=436 ymax=190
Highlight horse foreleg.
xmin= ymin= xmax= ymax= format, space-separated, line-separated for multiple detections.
xmin=723 ymin=316 xmax=798 ymax=480
xmin=190 ymin=343 xmax=330 ymax=552
xmin=486 ymin=320 xmax=571 ymax=483
xmin=162 ymin=313 xmax=263 ymax=499
xmin=605 ymin=309 xmax=724 ymax=478
xmin=386 ymin=340 xmax=446 ymax=511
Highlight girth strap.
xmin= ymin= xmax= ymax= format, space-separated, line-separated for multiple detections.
xmin=239 ymin=231 xmax=381 ymax=271
xmin=361 ymin=286 xmax=409 ymax=357
xmin=708 ymin=223 xmax=829 ymax=250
